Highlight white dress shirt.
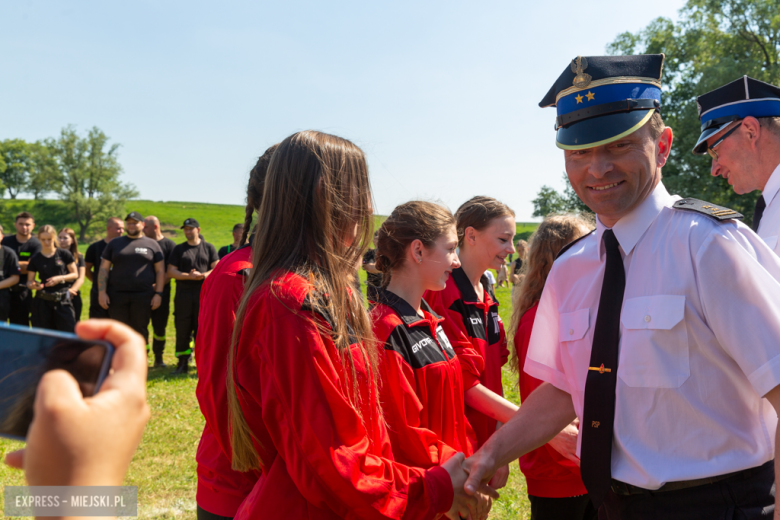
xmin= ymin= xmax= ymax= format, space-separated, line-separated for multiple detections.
xmin=525 ymin=181 xmax=780 ymax=490
xmin=758 ymin=162 xmax=780 ymax=254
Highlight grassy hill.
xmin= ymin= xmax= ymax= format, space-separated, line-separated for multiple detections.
xmin=0 ymin=199 xmax=539 ymax=519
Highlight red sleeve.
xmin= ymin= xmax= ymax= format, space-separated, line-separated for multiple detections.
xmin=378 ymin=335 xmax=459 ymax=469
xmin=515 ymin=304 xmax=544 ymax=402
xmin=237 ymin=306 xmax=452 ymax=520
xmin=424 ymin=288 xmax=484 ymax=389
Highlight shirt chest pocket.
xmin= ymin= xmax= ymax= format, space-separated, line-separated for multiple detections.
xmin=618 ymin=295 xmax=689 ymax=388
xmin=559 ymin=308 xmax=591 ymax=393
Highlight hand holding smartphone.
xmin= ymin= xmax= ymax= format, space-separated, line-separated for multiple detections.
xmin=3 ymin=320 xmax=151 ymax=487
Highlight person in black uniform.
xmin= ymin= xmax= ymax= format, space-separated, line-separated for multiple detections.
xmin=168 ymin=218 xmax=219 ymax=374
xmin=57 ymin=228 xmax=86 ymax=321
xmin=25 ymin=225 xmax=78 ymax=332
xmin=84 ymin=217 xmax=125 ymax=319
xmin=0 ymin=225 xmax=21 ymax=323
xmin=218 ymin=223 xmax=244 ymax=259
xmin=361 ymin=231 xmax=383 ymax=304
xmin=143 ymin=215 xmax=176 ymax=367
xmin=1 ymin=212 xmax=42 ymax=327
xmin=98 ymin=212 xmax=165 ymax=344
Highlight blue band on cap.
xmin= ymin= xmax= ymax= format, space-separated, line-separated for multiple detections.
xmin=701 ymin=98 xmax=780 ymax=126
xmin=557 ymin=84 xmax=661 ymax=117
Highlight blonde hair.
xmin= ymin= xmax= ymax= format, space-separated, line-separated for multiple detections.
xmin=509 ymin=214 xmax=593 ymax=376
xmin=38 ymin=225 xmax=60 ymax=249
xmin=227 ymin=131 xmax=379 ymax=472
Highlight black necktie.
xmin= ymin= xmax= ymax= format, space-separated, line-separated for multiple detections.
xmin=581 ymin=229 xmax=625 ymax=509
xmin=753 ymin=195 xmax=766 ymax=232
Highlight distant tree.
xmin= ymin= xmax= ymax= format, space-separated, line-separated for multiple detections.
xmin=606 ymin=0 xmax=780 ymax=225
xmin=48 ymin=126 xmax=138 ymax=240
xmin=0 ymin=153 xmax=6 ymax=198
xmin=532 ymin=173 xmax=592 ymax=217
xmin=26 ymin=141 xmax=60 ymax=200
xmin=0 ymin=139 xmax=31 ymax=199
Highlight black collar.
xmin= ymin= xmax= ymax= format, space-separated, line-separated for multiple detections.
xmin=450 ymin=266 xmax=494 ymax=304
xmin=375 ymin=287 xmax=441 ymax=326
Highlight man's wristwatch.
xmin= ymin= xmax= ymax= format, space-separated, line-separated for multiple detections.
xmin=155 ymin=291 xmax=163 ymax=296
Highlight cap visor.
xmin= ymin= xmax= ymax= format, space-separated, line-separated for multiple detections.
xmin=556 ymin=110 xmax=655 ymax=150
xmin=692 ymin=124 xmax=727 ymax=155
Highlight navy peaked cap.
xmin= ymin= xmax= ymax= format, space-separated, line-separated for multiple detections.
xmin=693 ymin=76 xmax=780 ymax=154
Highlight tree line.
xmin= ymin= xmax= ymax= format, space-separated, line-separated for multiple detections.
xmin=533 ymin=0 xmax=778 ymax=226
xmin=0 ymin=126 xmax=137 ymax=240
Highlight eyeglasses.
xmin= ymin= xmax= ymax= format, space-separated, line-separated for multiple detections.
xmin=707 ymin=121 xmax=742 ymax=161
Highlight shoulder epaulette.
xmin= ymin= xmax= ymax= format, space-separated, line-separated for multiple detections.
xmin=672 ymin=198 xmax=743 ymax=222
xmin=556 ymin=230 xmax=595 ymax=260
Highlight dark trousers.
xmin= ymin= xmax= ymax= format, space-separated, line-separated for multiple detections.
xmin=31 ymin=296 xmax=76 ymax=333
xmin=529 ymin=494 xmax=598 ymax=520
xmin=150 ymin=284 xmax=171 ymax=356
xmin=72 ymin=292 xmax=82 ymax=321
xmin=196 ymin=505 xmax=232 ymax=520
xmin=89 ymin=290 xmax=110 ymax=319
xmin=600 ymin=460 xmax=775 ymax=520
xmin=9 ymin=287 xmax=32 ymax=326
xmin=108 ymin=291 xmax=152 ymax=343
xmin=0 ymin=289 xmax=10 ymax=322
xmin=174 ymin=287 xmax=200 ymax=358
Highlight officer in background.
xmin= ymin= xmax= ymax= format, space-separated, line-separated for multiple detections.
xmin=692 ymin=76 xmax=780 ymax=254
xmin=218 ymin=223 xmax=244 ymax=259
xmin=84 ymin=217 xmax=125 ymax=319
xmin=1 ymin=212 xmax=42 ymax=326
xmin=98 ymin=212 xmax=165 ymax=345
xmin=143 ymin=215 xmax=176 ymax=367
xmin=168 ymin=218 xmax=218 ymax=374
xmin=463 ymin=54 xmax=780 ymax=519
xmin=0 ymin=225 xmax=21 ymax=323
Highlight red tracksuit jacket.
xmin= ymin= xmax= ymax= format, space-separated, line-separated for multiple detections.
xmin=424 ymin=267 xmax=509 ymax=448
xmin=195 ymin=245 xmax=260 ymax=516
xmin=232 ymin=272 xmax=453 ymax=520
xmin=515 ymin=302 xmax=586 ymax=498
xmin=371 ymin=288 xmax=475 ymax=469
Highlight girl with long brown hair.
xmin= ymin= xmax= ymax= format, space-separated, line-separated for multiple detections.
xmin=509 ymin=213 xmax=595 ymax=520
xmin=26 ymin=224 xmax=78 ymax=331
xmin=58 ymin=227 xmax=85 ymax=321
xmin=424 ymin=196 xmax=519 ymax=488
xmin=225 ymin=131 xmax=489 ymax=520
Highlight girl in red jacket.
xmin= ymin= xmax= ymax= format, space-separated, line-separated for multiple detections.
xmin=424 ymin=196 xmax=518 ymax=487
xmin=509 ymin=214 xmax=595 ymax=520
xmin=225 ymin=131 xmax=493 ymax=520
xmin=194 ymin=145 xmax=276 ymax=520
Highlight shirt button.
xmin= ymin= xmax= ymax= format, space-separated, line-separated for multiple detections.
xmin=644 ymin=315 xmax=651 ymax=323
xmin=569 ymin=329 xmax=574 ymax=335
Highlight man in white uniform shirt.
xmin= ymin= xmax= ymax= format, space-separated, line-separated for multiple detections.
xmin=463 ymin=54 xmax=780 ymax=519
xmin=692 ymin=76 xmax=780 ymax=254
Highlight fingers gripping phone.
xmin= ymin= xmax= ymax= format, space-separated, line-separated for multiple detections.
xmin=0 ymin=323 xmax=114 ymax=440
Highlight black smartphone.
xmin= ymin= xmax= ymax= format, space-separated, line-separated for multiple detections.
xmin=0 ymin=323 xmax=114 ymax=441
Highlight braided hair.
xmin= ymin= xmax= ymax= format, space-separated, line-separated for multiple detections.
xmin=240 ymin=144 xmax=279 ymax=246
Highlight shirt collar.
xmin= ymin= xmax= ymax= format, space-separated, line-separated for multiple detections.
xmin=375 ymin=288 xmax=441 ymax=326
xmin=762 ymin=163 xmax=780 ymax=206
xmin=595 ymin=181 xmax=678 ymax=260
xmin=450 ymin=267 xmax=495 ymax=304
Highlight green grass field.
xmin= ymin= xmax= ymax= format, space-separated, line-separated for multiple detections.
xmin=0 ymin=199 xmax=539 ymax=519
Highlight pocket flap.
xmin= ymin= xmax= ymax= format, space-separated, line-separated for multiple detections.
xmin=559 ymin=308 xmax=590 ymax=341
xmin=621 ymin=295 xmax=685 ymax=330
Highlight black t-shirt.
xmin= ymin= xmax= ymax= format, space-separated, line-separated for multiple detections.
xmin=27 ymin=248 xmax=76 ymax=294
xmin=512 ymin=258 xmax=523 ymax=277
xmin=1 ymin=235 xmax=42 ymax=287
xmin=169 ymin=240 xmax=219 ymax=291
xmin=102 ymin=236 xmax=164 ymax=293
xmin=157 ymin=237 xmax=176 ymax=285
xmin=0 ymin=245 xmax=21 ymax=287
xmin=362 ymin=249 xmax=383 ymax=288
xmin=218 ymin=244 xmax=239 ymax=259
xmin=85 ymin=240 xmax=108 ymax=294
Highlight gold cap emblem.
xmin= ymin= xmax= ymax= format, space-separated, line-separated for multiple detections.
xmin=571 ymin=56 xmax=592 ymax=89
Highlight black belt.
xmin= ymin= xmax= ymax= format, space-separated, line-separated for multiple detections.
xmin=36 ymin=291 xmax=70 ymax=302
xmin=10 ymin=284 xmax=28 ymax=293
xmin=611 ymin=460 xmax=773 ymax=495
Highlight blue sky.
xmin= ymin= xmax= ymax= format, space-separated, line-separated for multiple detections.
xmin=1 ymin=0 xmax=685 ymax=219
